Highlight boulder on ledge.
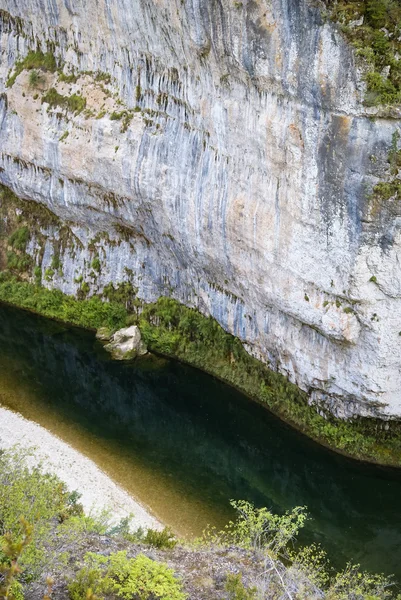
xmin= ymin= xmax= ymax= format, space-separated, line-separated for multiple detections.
xmin=103 ymin=325 xmax=148 ymax=360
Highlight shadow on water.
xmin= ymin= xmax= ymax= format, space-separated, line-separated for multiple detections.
xmin=0 ymin=304 xmax=401 ymax=579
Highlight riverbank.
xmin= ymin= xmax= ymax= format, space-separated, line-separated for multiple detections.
xmin=0 ymin=405 xmax=161 ymax=531
xmin=0 ymin=279 xmax=401 ymax=466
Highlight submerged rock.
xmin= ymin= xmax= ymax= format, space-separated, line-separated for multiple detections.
xmin=104 ymin=326 xmax=148 ymax=360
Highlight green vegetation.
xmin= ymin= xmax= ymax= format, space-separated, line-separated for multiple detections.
xmin=44 ymin=268 xmax=54 ymax=282
xmin=324 ymin=0 xmax=401 ymax=106
xmin=0 ymin=276 xmax=127 ymax=330
xmin=58 ymin=71 xmax=79 ymax=84
xmin=225 ymin=574 xmax=256 ymax=600
xmin=8 ymin=227 xmax=30 ymax=252
xmin=143 ymin=527 xmax=177 ymax=549
xmin=91 ymin=257 xmax=101 ymax=273
xmin=110 ymin=111 xmax=124 ymax=120
xmin=6 ymin=51 xmax=57 ymax=88
xmin=68 ymin=552 xmax=186 ymax=600
xmin=371 ymin=131 xmax=401 ymax=204
xmin=6 ymin=248 xmax=32 ymax=274
xmin=0 ymin=260 xmax=401 ymax=464
xmin=28 ymin=70 xmax=42 ymax=88
xmin=0 ymin=447 xmax=83 ymax=585
xmin=110 ymin=110 xmax=134 ymax=132
xmin=1 ymin=447 xmax=399 ymax=600
xmin=42 ymin=88 xmax=87 ymax=114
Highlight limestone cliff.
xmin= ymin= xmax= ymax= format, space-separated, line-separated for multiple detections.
xmin=0 ymin=0 xmax=400 ymax=419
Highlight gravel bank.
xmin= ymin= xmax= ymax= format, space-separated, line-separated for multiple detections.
xmin=0 ymin=405 xmax=162 ymax=531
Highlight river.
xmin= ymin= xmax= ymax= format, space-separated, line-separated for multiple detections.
xmin=0 ymin=303 xmax=401 ymax=579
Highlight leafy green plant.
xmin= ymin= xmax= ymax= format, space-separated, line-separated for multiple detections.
xmin=68 ymin=564 xmax=107 ymax=600
xmin=0 ymin=448 xmax=82 ymax=581
xmin=44 ymin=268 xmax=54 ymax=282
xmin=91 ymin=257 xmax=101 ymax=273
xmin=28 ymin=70 xmax=42 ymax=88
xmin=33 ymin=266 xmax=42 ymax=286
xmin=0 ymin=517 xmax=32 ymax=600
xmin=144 ymin=527 xmax=177 ymax=549
xmin=77 ymin=281 xmax=90 ymax=299
xmin=0 ymin=279 xmax=128 ymax=330
xmin=209 ymin=500 xmax=307 ymax=556
xmin=6 ymin=252 xmax=31 ymax=274
xmin=326 ymin=562 xmax=395 ymax=599
xmin=8 ymin=228 xmax=30 ymax=252
xmin=69 ymin=552 xmax=186 ymax=600
xmin=225 ymin=573 xmax=257 ymax=600
xmin=58 ymin=70 xmax=79 ymax=84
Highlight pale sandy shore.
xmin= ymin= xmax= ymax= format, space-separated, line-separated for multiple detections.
xmin=0 ymin=405 xmax=162 ymax=531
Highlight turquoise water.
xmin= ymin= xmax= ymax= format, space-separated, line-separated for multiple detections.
xmin=0 ymin=303 xmax=401 ymax=580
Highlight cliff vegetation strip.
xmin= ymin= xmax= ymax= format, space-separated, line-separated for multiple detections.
xmin=322 ymin=0 xmax=401 ymax=106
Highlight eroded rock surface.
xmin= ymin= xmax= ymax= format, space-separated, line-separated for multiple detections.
xmin=104 ymin=326 xmax=148 ymax=361
xmin=0 ymin=0 xmax=400 ymax=418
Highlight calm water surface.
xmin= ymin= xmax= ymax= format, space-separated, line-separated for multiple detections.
xmin=0 ymin=304 xmax=401 ymax=579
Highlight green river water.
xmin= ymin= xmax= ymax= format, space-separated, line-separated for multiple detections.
xmin=0 ymin=303 xmax=401 ymax=580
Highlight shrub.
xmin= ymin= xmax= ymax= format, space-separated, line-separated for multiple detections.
xmin=144 ymin=527 xmax=177 ymax=549
xmin=219 ymin=500 xmax=307 ymax=556
xmin=326 ymin=562 xmax=395 ymax=599
xmin=33 ymin=266 xmax=42 ymax=286
xmin=69 ymin=551 xmax=186 ymax=600
xmin=91 ymin=257 xmax=101 ymax=273
xmin=225 ymin=573 xmax=257 ymax=600
xmin=68 ymin=565 xmax=107 ymax=600
xmin=0 ymin=447 xmax=81 ymax=580
xmin=8 ymin=227 xmax=30 ymax=252
xmin=0 ymin=518 xmax=32 ymax=599
xmin=28 ymin=70 xmax=42 ymax=88
xmin=44 ymin=267 xmax=54 ymax=281
xmin=6 ymin=251 xmax=31 ymax=273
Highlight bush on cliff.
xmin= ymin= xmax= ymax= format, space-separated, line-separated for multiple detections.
xmin=68 ymin=552 xmax=186 ymax=600
xmin=323 ymin=0 xmax=401 ymax=106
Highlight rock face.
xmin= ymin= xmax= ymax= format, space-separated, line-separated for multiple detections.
xmin=0 ymin=0 xmax=400 ymax=418
xmin=104 ymin=326 xmax=148 ymax=361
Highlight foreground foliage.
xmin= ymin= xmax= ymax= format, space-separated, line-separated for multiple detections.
xmin=69 ymin=552 xmax=186 ymax=600
xmin=0 ymin=447 xmax=399 ymax=600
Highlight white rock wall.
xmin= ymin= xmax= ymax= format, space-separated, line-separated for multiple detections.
xmin=0 ymin=0 xmax=400 ymax=417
